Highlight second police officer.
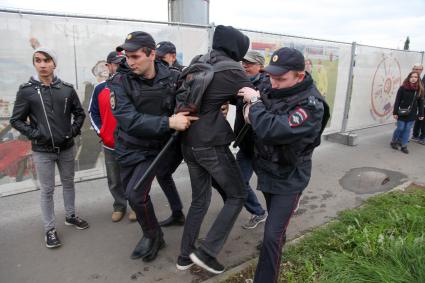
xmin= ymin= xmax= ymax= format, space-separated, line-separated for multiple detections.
xmin=238 ymin=47 xmax=329 ymax=283
xmin=108 ymin=31 xmax=198 ymax=262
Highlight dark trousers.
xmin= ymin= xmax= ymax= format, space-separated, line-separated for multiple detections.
xmin=253 ymin=192 xmax=301 ymax=283
xmin=412 ymin=118 xmax=425 ymax=139
xmin=156 ymin=144 xmax=184 ymax=214
xmin=180 ymin=145 xmax=247 ymax=258
xmin=104 ymin=147 xmax=127 ymax=212
xmin=119 ymin=144 xmax=183 ymax=238
xmin=120 ymin=158 xmax=160 ymax=238
xmin=212 ymin=150 xmax=265 ymax=216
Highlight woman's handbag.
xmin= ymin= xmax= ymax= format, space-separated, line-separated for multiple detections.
xmin=397 ymin=92 xmax=416 ymax=117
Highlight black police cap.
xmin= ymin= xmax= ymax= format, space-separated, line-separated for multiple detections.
xmin=264 ymin=47 xmax=305 ymax=76
xmin=156 ymin=41 xmax=176 ymax=57
xmin=116 ymin=31 xmax=156 ymax=52
xmin=106 ymin=51 xmax=125 ymax=64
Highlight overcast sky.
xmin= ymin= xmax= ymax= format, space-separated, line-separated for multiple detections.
xmin=1 ymin=0 xmax=424 ymax=51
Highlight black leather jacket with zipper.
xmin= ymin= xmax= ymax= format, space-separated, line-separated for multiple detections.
xmin=10 ymin=77 xmax=86 ymax=153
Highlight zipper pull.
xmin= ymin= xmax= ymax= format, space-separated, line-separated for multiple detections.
xmin=64 ymin=97 xmax=68 ymax=113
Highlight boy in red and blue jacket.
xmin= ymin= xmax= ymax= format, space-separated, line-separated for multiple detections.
xmin=88 ymin=51 xmax=135 ymax=222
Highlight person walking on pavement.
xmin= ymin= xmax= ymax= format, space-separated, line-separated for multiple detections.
xmin=88 ymin=51 xmax=137 ymax=222
xmin=10 ymin=47 xmax=88 ymax=249
xmin=391 ymin=71 xmax=424 ymax=153
xmin=109 ymin=31 xmax=198 ymax=262
xmin=177 ymin=25 xmax=252 ymax=274
xmin=238 ymin=47 xmax=329 ymax=283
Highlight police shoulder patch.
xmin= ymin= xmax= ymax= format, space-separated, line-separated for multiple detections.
xmin=288 ymin=107 xmax=308 ymax=127
xmin=110 ymin=91 xmax=116 ymax=110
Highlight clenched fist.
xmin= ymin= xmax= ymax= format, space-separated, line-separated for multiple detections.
xmin=169 ymin=112 xmax=199 ymax=131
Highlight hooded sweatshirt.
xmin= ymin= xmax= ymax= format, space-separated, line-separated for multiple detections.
xmin=181 ymin=25 xmax=252 ymax=147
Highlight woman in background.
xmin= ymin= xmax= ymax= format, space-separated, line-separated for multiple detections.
xmin=390 ymin=71 xmax=424 ymax=154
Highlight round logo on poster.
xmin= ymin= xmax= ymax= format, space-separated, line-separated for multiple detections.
xmin=370 ymin=54 xmax=401 ymax=121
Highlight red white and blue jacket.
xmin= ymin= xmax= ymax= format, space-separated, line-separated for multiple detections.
xmin=88 ymin=81 xmax=117 ymax=149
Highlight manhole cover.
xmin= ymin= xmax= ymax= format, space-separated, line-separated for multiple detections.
xmin=339 ymin=167 xmax=407 ymax=194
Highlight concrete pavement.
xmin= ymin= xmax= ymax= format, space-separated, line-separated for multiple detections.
xmin=1 ymin=124 xmax=425 ymax=283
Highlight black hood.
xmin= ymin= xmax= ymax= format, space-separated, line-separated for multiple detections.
xmin=212 ymin=25 xmax=250 ymax=62
xmin=117 ymin=59 xmax=131 ymax=74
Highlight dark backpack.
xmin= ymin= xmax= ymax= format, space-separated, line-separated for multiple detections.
xmin=175 ymin=50 xmax=244 ymax=114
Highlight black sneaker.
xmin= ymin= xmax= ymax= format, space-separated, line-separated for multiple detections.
xmin=401 ymin=147 xmax=409 ymax=154
xmin=189 ymin=249 xmax=225 ymax=274
xmin=45 ymin=228 xmax=61 ymax=248
xmin=65 ymin=215 xmax=89 ymax=230
xmin=390 ymin=142 xmax=399 ymax=150
xmin=176 ymin=255 xmax=194 ymax=271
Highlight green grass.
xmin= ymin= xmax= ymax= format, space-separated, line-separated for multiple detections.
xmin=223 ymin=186 xmax=425 ymax=283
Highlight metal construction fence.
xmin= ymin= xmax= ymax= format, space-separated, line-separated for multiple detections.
xmin=0 ymin=9 xmax=423 ymax=194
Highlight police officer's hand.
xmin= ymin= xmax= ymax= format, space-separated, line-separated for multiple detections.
xmin=169 ymin=112 xmax=199 ymax=131
xmin=221 ymin=102 xmax=229 ymax=118
xmin=419 ymin=116 xmax=424 ymax=121
xmin=238 ymin=87 xmax=260 ymax=104
xmin=393 ymin=115 xmax=398 ymax=120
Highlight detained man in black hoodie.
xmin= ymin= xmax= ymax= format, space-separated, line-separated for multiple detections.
xmin=176 ymin=25 xmax=253 ymax=274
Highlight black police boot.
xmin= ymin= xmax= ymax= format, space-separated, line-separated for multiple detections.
xmin=142 ymin=234 xmax=166 ymax=262
xmin=130 ymin=236 xmax=153 ymax=260
xmin=159 ymin=211 xmax=185 ymax=227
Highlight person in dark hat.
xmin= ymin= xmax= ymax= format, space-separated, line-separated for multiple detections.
xmin=88 ymin=51 xmax=140 ymax=223
xmin=238 ymin=50 xmax=269 ymax=229
xmin=109 ymin=31 xmax=198 ymax=262
xmin=155 ymin=41 xmax=184 ymax=71
xmin=238 ymin=47 xmax=329 ymax=283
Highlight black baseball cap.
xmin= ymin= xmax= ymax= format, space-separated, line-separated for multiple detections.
xmin=116 ymin=31 xmax=156 ymax=52
xmin=264 ymin=47 xmax=305 ymax=76
xmin=156 ymin=41 xmax=176 ymax=57
xmin=106 ymin=51 xmax=125 ymax=64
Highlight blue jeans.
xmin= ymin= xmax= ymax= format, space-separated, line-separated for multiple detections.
xmin=236 ymin=151 xmax=266 ymax=216
xmin=392 ymin=120 xmax=414 ymax=146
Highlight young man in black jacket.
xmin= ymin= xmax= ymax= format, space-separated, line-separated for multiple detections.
xmin=10 ymin=47 xmax=88 ymax=249
xmin=177 ymin=25 xmax=253 ymax=274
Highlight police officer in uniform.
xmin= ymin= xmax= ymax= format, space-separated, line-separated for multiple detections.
xmin=238 ymin=47 xmax=329 ymax=283
xmin=108 ymin=31 xmax=198 ymax=262
xmin=155 ymin=41 xmax=184 ymax=71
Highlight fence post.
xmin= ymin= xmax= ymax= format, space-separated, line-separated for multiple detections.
xmin=341 ymin=42 xmax=357 ymax=133
xmin=207 ymin=23 xmax=215 ymax=52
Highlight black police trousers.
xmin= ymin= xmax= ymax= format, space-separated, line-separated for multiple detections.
xmin=119 ymin=147 xmax=183 ymax=238
xmin=254 ymin=191 xmax=301 ymax=283
xmin=413 ymin=117 xmax=425 ymax=139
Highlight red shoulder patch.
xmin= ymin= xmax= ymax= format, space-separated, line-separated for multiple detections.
xmin=288 ymin=107 xmax=308 ymax=127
